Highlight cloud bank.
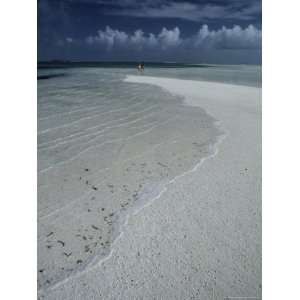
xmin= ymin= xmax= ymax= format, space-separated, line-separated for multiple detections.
xmin=77 ymin=24 xmax=261 ymax=64
xmin=85 ymin=24 xmax=261 ymax=51
xmin=86 ymin=26 xmax=182 ymax=50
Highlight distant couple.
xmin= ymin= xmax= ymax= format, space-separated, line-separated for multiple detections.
xmin=138 ymin=62 xmax=145 ymax=73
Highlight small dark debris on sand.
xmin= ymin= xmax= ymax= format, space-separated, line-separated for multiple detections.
xmin=47 ymin=245 xmax=52 ymax=249
xmin=121 ymin=202 xmax=129 ymax=208
xmin=157 ymin=162 xmax=168 ymax=168
xmin=46 ymin=232 xmax=54 ymax=237
xmin=63 ymin=252 xmax=72 ymax=257
xmin=92 ymin=225 xmax=99 ymax=230
xmin=39 ymin=269 xmax=44 ymax=273
xmin=77 ymin=259 xmax=83 ymax=264
xmin=92 ymin=185 xmax=98 ymax=190
xmin=101 ymin=208 xmax=105 ymax=211
xmin=85 ymin=168 xmax=89 ymax=172
xmin=57 ymin=240 xmax=65 ymax=247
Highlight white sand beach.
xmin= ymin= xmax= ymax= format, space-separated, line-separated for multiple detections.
xmin=38 ymin=74 xmax=261 ymax=299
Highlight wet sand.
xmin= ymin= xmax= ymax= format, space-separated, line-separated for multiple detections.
xmin=39 ymin=75 xmax=261 ymax=299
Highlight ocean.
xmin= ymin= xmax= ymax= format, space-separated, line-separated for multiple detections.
xmin=38 ymin=62 xmax=261 ymax=87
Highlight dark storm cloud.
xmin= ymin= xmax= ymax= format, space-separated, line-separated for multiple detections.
xmin=38 ymin=0 xmax=71 ymax=46
xmin=100 ymin=0 xmax=261 ymax=22
xmin=39 ymin=0 xmax=261 ymax=23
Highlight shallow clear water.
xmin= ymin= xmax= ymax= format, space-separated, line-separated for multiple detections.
xmin=129 ymin=65 xmax=261 ymax=87
xmin=38 ymin=64 xmax=261 ymax=87
xmin=37 ymin=66 xmax=259 ymax=292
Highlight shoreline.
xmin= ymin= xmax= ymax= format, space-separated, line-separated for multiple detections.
xmin=40 ymin=119 xmax=226 ymax=297
xmin=38 ymin=76 xmax=224 ymax=296
xmin=41 ymin=76 xmax=261 ymax=299
xmin=38 ymin=72 xmax=222 ymax=294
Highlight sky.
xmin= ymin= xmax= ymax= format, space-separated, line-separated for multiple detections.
xmin=38 ymin=0 xmax=262 ymax=64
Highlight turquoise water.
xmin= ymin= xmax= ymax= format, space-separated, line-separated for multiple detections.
xmin=38 ymin=64 xmax=261 ymax=87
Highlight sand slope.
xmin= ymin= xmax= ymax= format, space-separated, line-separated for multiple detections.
xmin=42 ymin=76 xmax=261 ymax=300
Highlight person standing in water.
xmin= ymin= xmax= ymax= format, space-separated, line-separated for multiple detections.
xmin=138 ymin=61 xmax=145 ymax=73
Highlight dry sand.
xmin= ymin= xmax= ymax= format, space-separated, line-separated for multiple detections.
xmin=40 ymin=76 xmax=261 ymax=299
